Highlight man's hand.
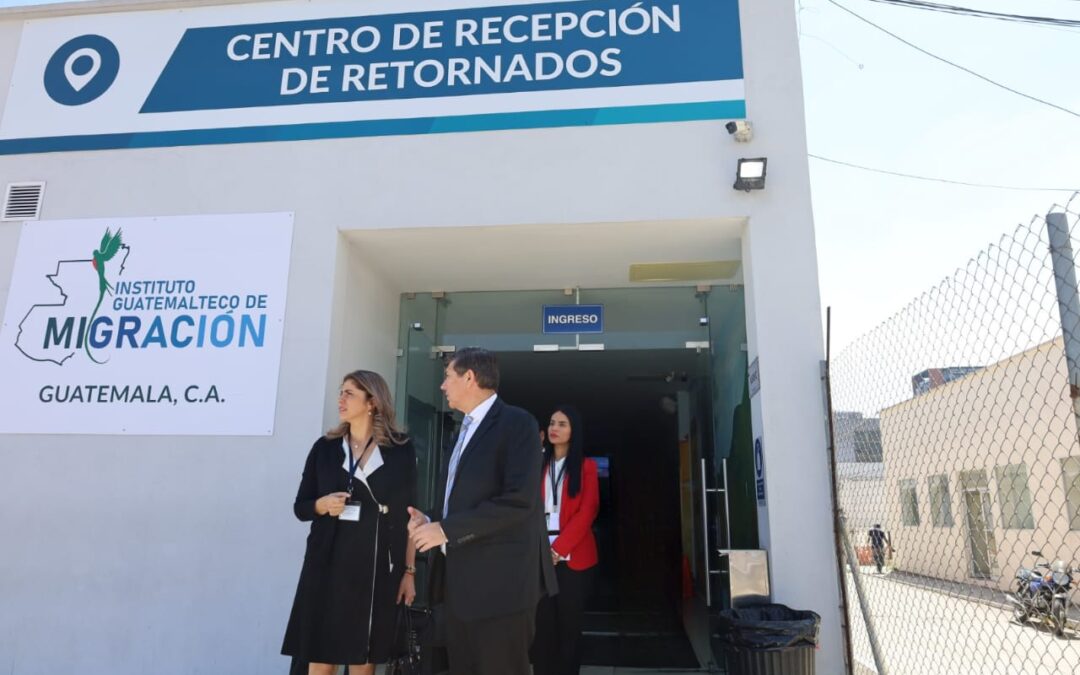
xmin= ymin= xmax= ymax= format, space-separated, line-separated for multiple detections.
xmin=407 ymin=507 xmax=430 ymax=533
xmin=411 ymin=521 xmax=449 ymax=552
xmin=551 ymin=548 xmax=560 ymax=566
xmin=316 ymin=492 xmax=350 ymax=517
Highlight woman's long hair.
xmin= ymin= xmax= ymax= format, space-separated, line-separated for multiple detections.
xmin=326 ymin=370 xmax=409 ymax=446
xmin=543 ymin=404 xmax=585 ymax=498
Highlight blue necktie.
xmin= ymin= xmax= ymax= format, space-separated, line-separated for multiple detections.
xmin=443 ymin=415 xmax=474 ymax=518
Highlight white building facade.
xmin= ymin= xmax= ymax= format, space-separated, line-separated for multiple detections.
xmin=0 ymin=0 xmax=844 ymax=672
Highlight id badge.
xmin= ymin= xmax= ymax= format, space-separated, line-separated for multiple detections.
xmin=340 ymin=502 xmax=361 ymax=522
xmin=546 ymin=511 xmax=560 ymax=532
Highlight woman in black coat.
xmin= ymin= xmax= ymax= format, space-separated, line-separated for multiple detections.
xmin=282 ymin=370 xmax=417 ymax=675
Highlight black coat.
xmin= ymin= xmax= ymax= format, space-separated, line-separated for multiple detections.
xmin=282 ymin=435 xmax=417 ymax=665
xmin=291 ymin=435 xmax=417 ymax=572
xmin=428 ymin=398 xmax=557 ymax=621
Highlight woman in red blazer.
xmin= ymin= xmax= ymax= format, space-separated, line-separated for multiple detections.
xmin=531 ymin=404 xmax=599 ymax=675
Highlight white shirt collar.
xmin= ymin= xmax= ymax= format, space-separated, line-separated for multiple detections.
xmin=340 ymin=437 xmax=384 ymax=483
xmin=545 ymin=456 xmax=567 ymax=512
xmin=464 ymin=393 xmax=498 ymax=428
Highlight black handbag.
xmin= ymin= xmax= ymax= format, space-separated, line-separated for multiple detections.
xmin=386 ymin=606 xmax=426 ymax=675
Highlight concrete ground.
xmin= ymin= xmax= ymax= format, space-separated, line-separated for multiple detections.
xmin=846 ymin=569 xmax=1080 ymax=675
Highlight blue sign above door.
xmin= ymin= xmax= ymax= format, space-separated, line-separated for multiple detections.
xmin=0 ymin=0 xmax=747 ymax=155
xmin=543 ymin=304 xmax=604 ymax=334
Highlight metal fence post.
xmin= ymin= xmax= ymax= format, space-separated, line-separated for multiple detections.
xmin=839 ymin=512 xmax=889 ymax=675
xmin=824 ymin=309 xmax=856 ymax=675
xmin=1046 ymin=210 xmax=1080 ymax=439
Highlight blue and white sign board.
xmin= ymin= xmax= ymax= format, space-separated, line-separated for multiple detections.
xmin=0 ymin=0 xmax=745 ymax=154
xmin=754 ymin=436 xmax=766 ymax=506
xmin=543 ymin=304 xmax=604 ymax=334
xmin=0 ymin=213 xmax=293 ymax=435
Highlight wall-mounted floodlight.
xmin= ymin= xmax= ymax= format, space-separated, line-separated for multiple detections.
xmin=734 ymin=158 xmax=767 ymax=192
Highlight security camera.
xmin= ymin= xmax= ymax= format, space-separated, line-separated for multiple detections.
xmin=725 ymin=120 xmax=753 ymax=142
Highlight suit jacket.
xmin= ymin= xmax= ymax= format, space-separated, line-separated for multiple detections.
xmin=429 ymin=397 xmax=557 ymax=621
xmin=543 ymin=457 xmax=600 ymax=571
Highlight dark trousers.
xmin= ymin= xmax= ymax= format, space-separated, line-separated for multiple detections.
xmin=532 ymin=564 xmax=594 ymax=675
xmin=445 ymin=606 xmax=534 ymax=675
xmin=872 ymin=546 xmax=885 ymax=573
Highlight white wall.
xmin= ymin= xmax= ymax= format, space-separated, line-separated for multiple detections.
xmin=737 ymin=0 xmax=846 ymax=669
xmin=325 ymin=237 xmax=403 ymax=430
xmin=0 ymin=0 xmax=844 ymax=672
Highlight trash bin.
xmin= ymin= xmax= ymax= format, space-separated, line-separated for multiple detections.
xmin=717 ymin=603 xmax=820 ymax=675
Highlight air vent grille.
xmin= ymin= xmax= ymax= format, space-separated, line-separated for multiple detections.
xmin=2 ymin=182 xmax=46 ymax=221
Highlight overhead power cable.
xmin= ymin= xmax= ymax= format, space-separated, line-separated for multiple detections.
xmin=862 ymin=0 xmax=1080 ymax=28
xmin=809 ymin=154 xmax=1080 ymax=192
xmin=825 ymin=0 xmax=1080 ymax=119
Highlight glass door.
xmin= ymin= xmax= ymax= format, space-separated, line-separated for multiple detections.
xmin=965 ymin=493 xmax=996 ymax=578
xmin=683 ymin=341 xmax=723 ymax=670
xmin=393 ymin=286 xmax=752 ymax=670
xmin=701 ymin=285 xmax=756 ymax=668
xmin=395 ymin=293 xmax=447 ymax=607
xmin=960 ymin=469 xmax=996 ymax=579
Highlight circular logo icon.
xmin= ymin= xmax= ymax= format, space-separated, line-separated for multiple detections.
xmin=44 ymin=35 xmax=120 ymax=106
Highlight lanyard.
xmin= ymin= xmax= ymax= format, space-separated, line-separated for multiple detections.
xmin=346 ymin=436 xmax=375 ymax=498
xmin=549 ymin=459 xmax=568 ymax=509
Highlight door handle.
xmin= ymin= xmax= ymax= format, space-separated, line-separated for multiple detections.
xmin=701 ymin=458 xmax=711 ymax=606
xmin=701 ymin=458 xmax=733 ymax=607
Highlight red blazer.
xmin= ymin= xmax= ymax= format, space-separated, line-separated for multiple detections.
xmin=542 ymin=457 xmax=599 ymax=571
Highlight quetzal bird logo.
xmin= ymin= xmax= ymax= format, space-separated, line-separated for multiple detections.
xmin=84 ymin=228 xmax=123 ymax=364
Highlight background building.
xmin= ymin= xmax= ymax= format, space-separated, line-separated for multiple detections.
xmin=882 ymin=339 xmax=1080 ymax=587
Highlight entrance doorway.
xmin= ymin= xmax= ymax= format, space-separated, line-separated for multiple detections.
xmin=501 ymin=349 xmax=699 ymax=668
xmin=395 ymin=287 xmax=756 ymax=670
xmin=960 ymin=470 xmax=996 ymax=579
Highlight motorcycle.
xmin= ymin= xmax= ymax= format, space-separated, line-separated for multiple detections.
xmin=1009 ymin=549 xmax=1074 ymax=637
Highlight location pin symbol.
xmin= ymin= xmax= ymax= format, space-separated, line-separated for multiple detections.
xmin=64 ymin=47 xmax=102 ymax=92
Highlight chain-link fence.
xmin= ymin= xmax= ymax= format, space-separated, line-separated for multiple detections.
xmin=829 ymin=194 xmax=1080 ymax=675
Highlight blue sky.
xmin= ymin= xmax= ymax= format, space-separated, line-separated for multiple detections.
xmin=1 ymin=0 xmax=1077 ymax=351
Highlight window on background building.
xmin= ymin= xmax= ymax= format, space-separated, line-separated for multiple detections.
xmin=1062 ymin=457 xmax=1080 ymax=531
xmin=995 ymin=463 xmax=1035 ymax=529
xmin=853 ymin=429 xmax=883 ymax=462
xmin=900 ymin=479 xmax=920 ymax=526
xmin=959 ymin=469 xmax=988 ymax=489
xmin=928 ymin=474 xmax=954 ymax=527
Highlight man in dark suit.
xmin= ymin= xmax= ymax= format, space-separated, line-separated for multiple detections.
xmin=868 ymin=523 xmax=893 ymax=574
xmin=408 ymin=347 xmax=556 ymax=675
